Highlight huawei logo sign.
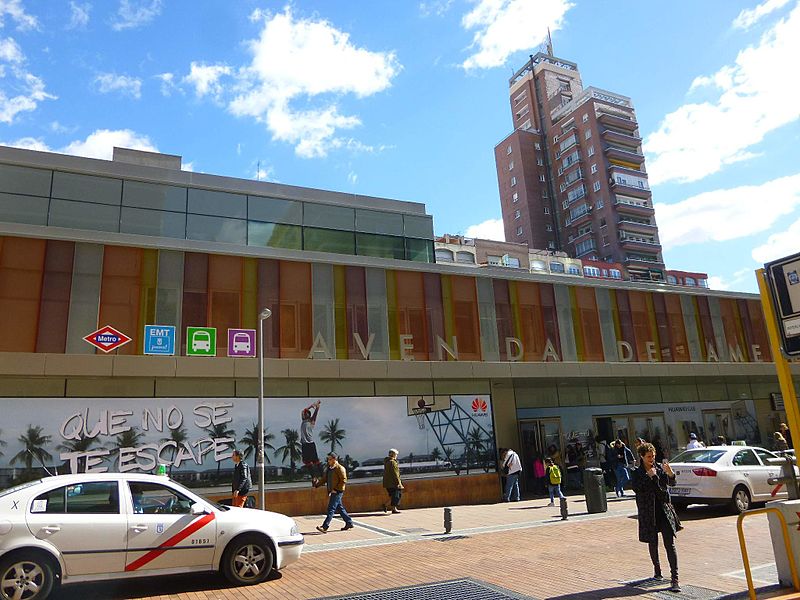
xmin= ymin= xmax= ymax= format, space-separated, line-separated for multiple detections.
xmin=471 ymin=398 xmax=488 ymax=413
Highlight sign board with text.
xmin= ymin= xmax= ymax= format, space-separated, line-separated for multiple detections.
xmin=83 ymin=325 xmax=131 ymax=353
xmin=765 ymin=251 xmax=800 ymax=357
xmin=144 ymin=325 xmax=175 ymax=356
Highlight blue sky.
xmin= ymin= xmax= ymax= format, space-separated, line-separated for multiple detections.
xmin=1 ymin=0 xmax=798 ymax=294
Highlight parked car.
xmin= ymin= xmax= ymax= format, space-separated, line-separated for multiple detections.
xmin=668 ymin=445 xmax=799 ymax=514
xmin=0 ymin=473 xmax=303 ymax=599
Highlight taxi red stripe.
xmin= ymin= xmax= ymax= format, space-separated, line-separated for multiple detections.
xmin=125 ymin=512 xmax=216 ymax=572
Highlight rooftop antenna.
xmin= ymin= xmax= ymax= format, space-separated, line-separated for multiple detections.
xmin=546 ymin=28 xmax=554 ymax=56
xmin=256 ymin=160 xmax=261 ymax=181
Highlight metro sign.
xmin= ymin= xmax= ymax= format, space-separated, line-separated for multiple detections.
xmin=84 ymin=325 xmax=132 ymax=353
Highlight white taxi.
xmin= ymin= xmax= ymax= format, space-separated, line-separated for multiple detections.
xmin=668 ymin=445 xmax=798 ymax=514
xmin=0 ymin=473 xmax=303 ymax=599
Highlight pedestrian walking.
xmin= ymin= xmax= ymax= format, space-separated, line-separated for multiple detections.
xmin=686 ymin=432 xmax=704 ymax=449
xmin=774 ymin=431 xmax=789 ymax=451
xmin=779 ymin=423 xmax=793 ymax=449
xmin=544 ymin=458 xmax=565 ymax=506
xmin=382 ymin=448 xmax=404 ymax=513
xmin=231 ymin=449 xmax=251 ymax=508
xmin=611 ymin=439 xmax=634 ymax=497
xmin=532 ymin=453 xmax=546 ymax=495
xmin=500 ymin=447 xmax=522 ymax=502
xmin=631 ymin=441 xmax=682 ymax=592
xmin=314 ymin=452 xmax=354 ymax=533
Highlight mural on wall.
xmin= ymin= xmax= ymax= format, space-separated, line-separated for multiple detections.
xmin=0 ymin=395 xmax=494 ymax=490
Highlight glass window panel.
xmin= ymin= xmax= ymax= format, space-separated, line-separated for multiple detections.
xmin=186 ymin=214 xmax=246 ymax=244
xmin=303 ymin=203 xmax=354 ymax=230
xmin=49 ymin=199 xmax=120 ymax=232
xmin=0 ymin=192 xmax=48 ymax=225
xmin=0 ymin=164 xmax=52 ymax=197
xmin=404 ymin=215 xmax=434 ymax=239
xmin=248 ymin=221 xmax=301 ymax=250
xmin=303 ymin=227 xmax=355 ymax=255
xmin=355 ymin=209 xmax=404 ymax=235
xmin=52 ymin=171 xmax=121 ymax=205
xmin=356 ymin=232 xmax=405 ymax=259
xmin=36 ymin=240 xmax=74 ymax=353
xmin=120 ymin=207 xmax=186 ymax=238
xmin=405 ymin=238 xmax=434 ymax=262
xmin=122 ymin=180 xmax=186 ymax=212
xmin=247 ymin=196 xmax=302 ymax=224
xmin=188 ymin=188 xmax=246 ymax=218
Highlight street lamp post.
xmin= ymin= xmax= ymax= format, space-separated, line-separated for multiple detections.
xmin=257 ymin=307 xmax=272 ymax=510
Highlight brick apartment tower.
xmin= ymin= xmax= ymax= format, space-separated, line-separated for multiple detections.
xmin=494 ymin=52 xmax=665 ymax=281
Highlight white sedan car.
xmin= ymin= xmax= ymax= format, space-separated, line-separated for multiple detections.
xmin=668 ymin=445 xmax=798 ymax=514
xmin=0 ymin=473 xmax=304 ymax=600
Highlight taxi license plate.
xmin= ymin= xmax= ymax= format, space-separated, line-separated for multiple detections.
xmin=670 ymin=487 xmax=690 ymax=496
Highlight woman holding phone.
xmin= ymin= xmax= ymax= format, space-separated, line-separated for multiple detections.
xmin=631 ymin=442 xmax=683 ymax=593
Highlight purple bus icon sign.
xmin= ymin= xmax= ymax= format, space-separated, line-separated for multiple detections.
xmin=227 ymin=329 xmax=256 ymax=357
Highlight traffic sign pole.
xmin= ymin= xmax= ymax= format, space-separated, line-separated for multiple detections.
xmin=757 ymin=268 xmax=800 ymax=458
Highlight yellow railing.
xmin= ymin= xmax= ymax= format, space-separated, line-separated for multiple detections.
xmin=737 ymin=507 xmax=800 ymax=600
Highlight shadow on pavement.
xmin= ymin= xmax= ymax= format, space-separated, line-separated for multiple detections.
xmin=58 ymin=570 xmax=282 ymax=599
xmin=545 ymin=584 xmax=651 ymax=599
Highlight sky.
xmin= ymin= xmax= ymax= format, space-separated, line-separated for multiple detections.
xmin=0 ymin=0 xmax=798 ymax=294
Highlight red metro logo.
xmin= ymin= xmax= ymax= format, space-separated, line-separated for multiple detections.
xmin=83 ymin=325 xmax=132 ymax=353
xmin=471 ymin=398 xmax=488 ymax=414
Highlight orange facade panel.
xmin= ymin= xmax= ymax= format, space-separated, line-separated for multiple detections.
xmin=278 ymin=261 xmax=312 ymax=358
xmin=0 ymin=237 xmax=46 ymax=352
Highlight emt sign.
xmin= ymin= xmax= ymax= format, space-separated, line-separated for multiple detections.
xmin=144 ymin=325 xmax=176 ymax=356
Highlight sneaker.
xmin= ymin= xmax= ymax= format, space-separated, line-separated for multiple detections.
xmin=547 ymin=502 xmax=554 ymax=507
xmin=391 ymin=507 xmax=401 ymax=514
xmin=341 ymin=523 xmax=354 ymax=531
xmin=382 ymin=503 xmax=387 ymax=513
xmin=669 ymin=578 xmax=681 ymax=593
xmin=653 ymin=570 xmax=664 ymax=580
xmin=315 ymin=525 xmax=328 ymax=534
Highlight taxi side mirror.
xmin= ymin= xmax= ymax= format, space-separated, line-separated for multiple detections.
xmin=191 ymin=502 xmax=208 ymax=515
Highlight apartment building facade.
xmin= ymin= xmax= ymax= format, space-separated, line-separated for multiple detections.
xmin=495 ymin=52 xmax=666 ymax=282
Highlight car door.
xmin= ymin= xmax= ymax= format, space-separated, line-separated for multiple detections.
xmin=26 ymin=480 xmax=127 ymax=576
xmin=124 ymin=481 xmax=217 ymax=574
xmin=731 ymin=448 xmax=770 ymax=500
xmin=753 ymin=448 xmax=784 ymax=499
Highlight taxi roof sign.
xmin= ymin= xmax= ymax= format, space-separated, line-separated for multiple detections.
xmin=84 ymin=325 xmax=132 ymax=353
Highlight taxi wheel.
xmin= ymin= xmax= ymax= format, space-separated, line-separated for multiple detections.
xmin=731 ymin=485 xmax=751 ymax=514
xmin=222 ymin=534 xmax=274 ymax=586
xmin=0 ymin=551 xmax=55 ymax=600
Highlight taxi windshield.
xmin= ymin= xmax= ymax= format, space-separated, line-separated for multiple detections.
xmin=671 ymin=449 xmax=726 ymax=464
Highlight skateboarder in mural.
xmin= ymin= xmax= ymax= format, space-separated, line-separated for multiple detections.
xmin=301 ymin=400 xmax=323 ymax=478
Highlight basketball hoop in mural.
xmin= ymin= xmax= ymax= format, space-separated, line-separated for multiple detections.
xmin=412 ymin=398 xmax=431 ymax=430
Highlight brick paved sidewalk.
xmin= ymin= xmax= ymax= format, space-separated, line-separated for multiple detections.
xmin=58 ymin=493 xmax=784 ymax=600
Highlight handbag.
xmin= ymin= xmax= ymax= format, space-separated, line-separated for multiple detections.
xmin=502 ymin=464 xmax=510 ymax=475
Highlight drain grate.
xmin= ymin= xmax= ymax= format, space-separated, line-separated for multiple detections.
xmin=434 ymin=534 xmax=469 ymax=542
xmin=626 ymin=577 xmax=727 ymax=600
xmin=312 ymin=578 xmax=536 ymax=600
xmin=398 ymin=527 xmax=429 ymax=533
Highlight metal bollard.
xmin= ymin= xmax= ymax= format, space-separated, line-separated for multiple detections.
xmin=444 ymin=507 xmax=452 ymax=533
xmin=559 ymin=496 xmax=568 ymax=520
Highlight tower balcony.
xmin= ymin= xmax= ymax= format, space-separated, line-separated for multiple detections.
xmin=614 ymin=195 xmax=655 ymax=216
xmin=598 ymin=112 xmax=638 ymax=132
xmin=602 ymin=129 xmax=642 ymax=147
xmin=619 ymin=236 xmax=662 ymax=253
xmin=605 ymin=146 xmax=645 ymax=166
xmin=617 ymin=218 xmax=657 ymax=234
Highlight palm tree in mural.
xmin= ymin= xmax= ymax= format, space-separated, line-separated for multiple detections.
xmin=466 ymin=427 xmax=487 ymax=474
xmin=0 ymin=429 xmax=8 ymax=458
xmin=114 ymin=428 xmax=146 ymax=471
xmin=276 ymin=429 xmax=302 ymax=481
xmin=11 ymin=426 xmax=52 ymax=473
xmin=240 ymin=423 xmax=276 ymax=469
xmin=443 ymin=446 xmax=458 ymax=475
xmin=430 ymin=446 xmax=442 ymax=467
xmin=319 ymin=418 xmax=346 ymax=455
xmin=57 ymin=435 xmax=101 ymax=473
xmin=203 ymin=423 xmax=236 ymax=482
xmin=160 ymin=427 xmax=188 ymax=476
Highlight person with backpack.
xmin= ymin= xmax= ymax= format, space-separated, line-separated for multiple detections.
xmin=545 ymin=457 xmax=565 ymax=506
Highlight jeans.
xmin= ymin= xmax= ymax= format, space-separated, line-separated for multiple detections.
xmin=504 ymin=472 xmax=521 ymax=501
xmin=322 ymin=491 xmax=353 ymax=529
xmin=386 ymin=487 xmax=402 ymax=507
xmin=548 ymin=483 xmax=565 ymax=502
xmin=615 ymin=465 xmax=630 ymax=496
xmin=648 ymin=517 xmax=678 ymax=579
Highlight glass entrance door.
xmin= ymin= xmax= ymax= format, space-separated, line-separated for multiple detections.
xmin=519 ymin=418 xmax=562 ymax=495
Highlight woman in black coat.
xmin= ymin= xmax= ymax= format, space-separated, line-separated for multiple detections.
xmin=631 ymin=442 xmax=682 ymax=593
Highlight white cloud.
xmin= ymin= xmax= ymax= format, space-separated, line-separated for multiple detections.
xmin=347 ymin=171 xmax=358 ymax=185
xmin=3 ymin=129 xmax=158 ymax=161
xmin=645 ymin=4 xmax=800 ymax=185
xmin=0 ymin=69 xmax=55 ymax=123
xmin=49 ymin=120 xmax=77 ymax=134
xmin=419 ymin=0 xmax=454 ymax=17
xmin=227 ymin=7 xmax=400 ymax=158
xmin=67 ymin=1 xmax=90 ymax=29
xmin=460 ymin=0 xmax=573 ymax=70
xmin=464 ymin=218 xmax=505 ymax=241
xmin=752 ymin=217 xmax=800 ymax=263
xmin=0 ymin=36 xmax=22 ymax=62
xmin=654 ymin=173 xmax=800 ymax=250
xmin=94 ymin=72 xmax=142 ymax=98
xmin=0 ymin=0 xmax=39 ymax=30
xmin=733 ymin=0 xmax=791 ymax=30
xmin=183 ymin=62 xmax=231 ymax=98
xmin=156 ymin=72 xmax=180 ymax=96
xmin=706 ymin=275 xmax=731 ymax=291
xmin=111 ymin=0 xmax=161 ymax=31
xmin=251 ymin=161 xmax=275 ymax=182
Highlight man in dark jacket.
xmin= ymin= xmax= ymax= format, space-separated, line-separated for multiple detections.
xmin=382 ymin=448 xmax=404 ymax=513
xmin=314 ymin=452 xmax=354 ymax=533
xmin=231 ymin=449 xmax=251 ymax=508
xmin=631 ymin=442 xmax=682 ymax=592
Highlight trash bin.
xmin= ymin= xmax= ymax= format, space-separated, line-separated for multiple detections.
xmin=583 ymin=467 xmax=607 ymax=514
